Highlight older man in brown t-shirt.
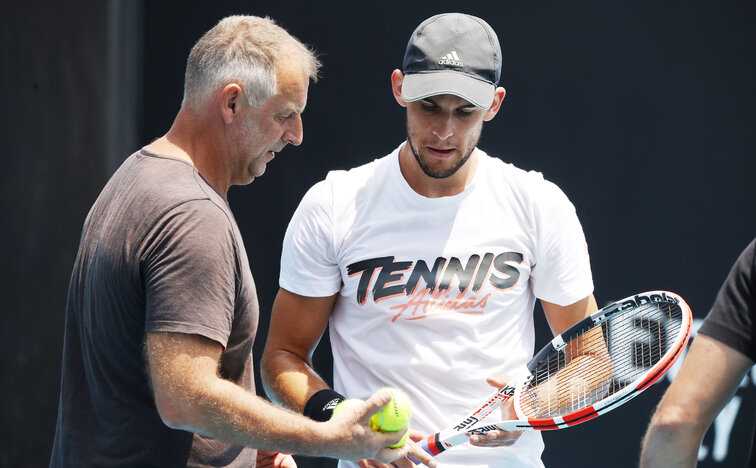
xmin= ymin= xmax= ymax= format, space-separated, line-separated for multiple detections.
xmin=50 ymin=15 xmax=435 ymax=468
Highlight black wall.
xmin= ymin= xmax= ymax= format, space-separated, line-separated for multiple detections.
xmin=3 ymin=1 xmax=755 ymax=467
xmin=2 ymin=1 xmax=110 ymax=466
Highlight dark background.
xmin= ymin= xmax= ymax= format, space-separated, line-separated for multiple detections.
xmin=3 ymin=0 xmax=755 ymax=466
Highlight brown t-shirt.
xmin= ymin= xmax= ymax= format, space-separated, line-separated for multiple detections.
xmin=51 ymin=149 xmax=259 ymax=467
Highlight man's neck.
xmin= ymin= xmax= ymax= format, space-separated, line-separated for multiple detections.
xmin=397 ymin=141 xmax=478 ymax=198
xmin=145 ymin=109 xmax=230 ymax=197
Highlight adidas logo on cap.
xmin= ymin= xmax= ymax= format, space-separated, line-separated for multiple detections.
xmin=438 ymin=50 xmax=463 ymax=67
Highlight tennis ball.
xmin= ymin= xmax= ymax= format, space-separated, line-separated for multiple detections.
xmin=369 ymin=387 xmax=412 ymax=448
xmin=332 ymin=398 xmax=364 ymax=416
xmin=389 ymin=429 xmax=410 ymax=448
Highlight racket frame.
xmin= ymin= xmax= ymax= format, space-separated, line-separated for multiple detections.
xmin=420 ymin=290 xmax=693 ymax=457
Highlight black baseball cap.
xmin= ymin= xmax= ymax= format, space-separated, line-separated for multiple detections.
xmin=401 ymin=13 xmax=502 ymax=109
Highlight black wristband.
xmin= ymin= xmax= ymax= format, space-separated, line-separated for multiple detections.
xmin=303 ymin=389 xmax=346 ymax=422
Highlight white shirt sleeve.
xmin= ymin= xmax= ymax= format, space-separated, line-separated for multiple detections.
xmin=279 ymin=179 xmax=342 ymax=297
xmin=529 ymin=179 xmax=594 ymax=306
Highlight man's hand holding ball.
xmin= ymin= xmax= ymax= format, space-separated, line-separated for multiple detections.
xmin=332 ymin=387 xmax=412 ymax=449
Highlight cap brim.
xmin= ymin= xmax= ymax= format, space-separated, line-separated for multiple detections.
xmin=401 ymin=71 xmax=495 ymax=109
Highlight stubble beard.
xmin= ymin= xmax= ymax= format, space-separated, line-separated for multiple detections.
xmin=406 ymin=120 xmax=482 ymax=179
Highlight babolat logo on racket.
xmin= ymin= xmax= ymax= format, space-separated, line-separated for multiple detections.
xmin=619 ymin=292 xmax=678 ymax=310
xmin=596 ymin=292 xmax=679 ymax=325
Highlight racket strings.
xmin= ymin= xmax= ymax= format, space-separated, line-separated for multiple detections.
xmin=520 ymin=301 xmax=683 ymax=419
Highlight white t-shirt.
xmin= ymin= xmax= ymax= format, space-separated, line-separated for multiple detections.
xmin=280 ymin=144 xmax=594 ymax=467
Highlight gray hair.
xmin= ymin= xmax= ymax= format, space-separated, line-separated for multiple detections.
xmin=182 ymin=15 xmax=320 ymax=110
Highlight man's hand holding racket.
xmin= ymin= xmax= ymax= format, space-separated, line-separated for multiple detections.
xmin=468 ymin=375 xmax=522 ymax=448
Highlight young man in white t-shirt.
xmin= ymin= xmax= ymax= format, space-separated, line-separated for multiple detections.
xmin=262 ymin=13 xmax=597 ymax=468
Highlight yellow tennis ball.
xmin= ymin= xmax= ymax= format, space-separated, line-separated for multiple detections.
xmin=332 ymin=398 xmax=364 ymax=416
xmin=389 ymin=429 xmax=410 ymax=448
xmin=369 ymin=387 xmax=412 ymax=448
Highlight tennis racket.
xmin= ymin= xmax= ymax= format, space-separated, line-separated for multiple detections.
xmin=417 ymin=290 xmax=692 ymax=458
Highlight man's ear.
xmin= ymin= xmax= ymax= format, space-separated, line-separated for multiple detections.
xmin=391 ymin=69 xmax=408 ymax=108
xmin=220 ymin=83 xmax=243 ymax=124
xmin=483 ymin=87 xmax=506 ymax=122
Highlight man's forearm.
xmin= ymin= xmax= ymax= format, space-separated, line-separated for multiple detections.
xmin=640 ymin=421 xmax=702 ymax=467
xmin=157 ymin=373 xmax=423 ymax=465
xmin=148 ymin=332 xmax=335 ymax=456
xmin=261 ymin=289 xmax=339 ymax=413
xmin=165 ymin=375 xmax=331 ymax=454
xmin=261 ymin=347 xmax=332 ymax=412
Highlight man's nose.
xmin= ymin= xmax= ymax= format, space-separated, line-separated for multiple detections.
xmin=284 ymin=113 xmax=303 ymax=146
xmin=432 ymin=116 xmax=454 ymax=140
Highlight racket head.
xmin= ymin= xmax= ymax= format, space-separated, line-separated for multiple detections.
xmin=511 ymin=290 xmax=692 ymax=430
